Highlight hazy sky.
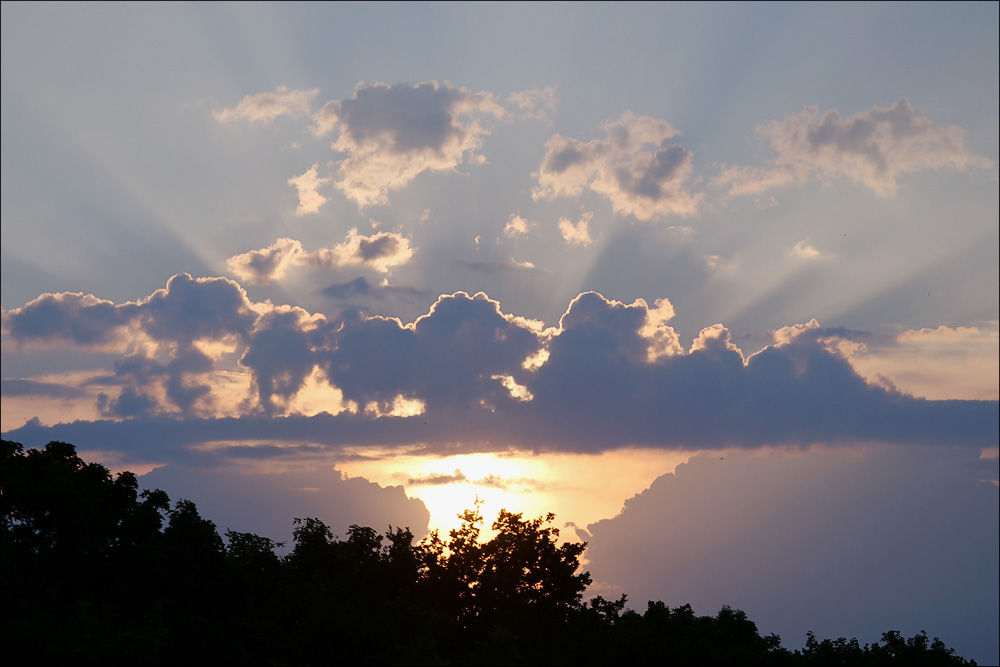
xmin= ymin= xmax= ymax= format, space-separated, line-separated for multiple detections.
xmin=2 ymin=3 xmax=997 ymax=662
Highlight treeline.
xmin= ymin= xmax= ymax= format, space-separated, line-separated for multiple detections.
xmin=1 ymin=440 xmax=975 ymax=666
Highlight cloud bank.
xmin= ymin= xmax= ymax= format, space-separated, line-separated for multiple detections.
xmin=4 ymin=280 xmax=996 ymax=463
xmin=584 ymin=445 xmax=999 ymax=664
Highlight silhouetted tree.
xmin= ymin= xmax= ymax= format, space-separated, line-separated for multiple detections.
xmin=1 ymin=440 xmax=979 ymax=666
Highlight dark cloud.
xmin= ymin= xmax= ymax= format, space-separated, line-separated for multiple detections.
xmin=584 ymin=446 xmax=999 ymax=665
xmin=407 ymin=469 xmax=467 ymax=486
xmin=97 ymin=387 xmax=158 ymax=419
xmin=239 ymin=308 xmax=331 ymax=414
xmin=0 ymin=378 xmax=87 ymax=399
xmin=2 ymin=292 xmax=137 ymax=347
xmin=3 ymin=274 xmax=256 ymax=349
xmin=139 ymin=273 xmax=257 ymax=345
xmin=323 ymin=276 xmax=430 ymax=301
xmin=3 ymin=287 xmax=996 ymax=461
xmin=4 ymin=274 xmax=259 ymax=419
xmin=323 ymin=277 xmax=376 ymax=299
xmin=318 ymin=291 xmax=542 ymax=413
xmin=140 ymin=463 xmax=430 ymax=546
xmin=89 ymin=345 xmax=216 ymax=418
xmin=471 ymin=474 xmax=545 ymax=491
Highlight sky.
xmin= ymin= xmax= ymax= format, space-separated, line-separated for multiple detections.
xmin=1 ymin=2 xmax=998 ymax=662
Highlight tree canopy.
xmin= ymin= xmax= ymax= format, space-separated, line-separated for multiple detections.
xmin=1 ymin=440 xmax=977 ymax=666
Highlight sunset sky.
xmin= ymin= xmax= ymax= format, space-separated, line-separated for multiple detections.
xmin=2 ymin=2 xmax=997 ymax=662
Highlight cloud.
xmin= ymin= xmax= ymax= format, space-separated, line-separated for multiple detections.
xmin=321 ymin=277 xmax=427 ymax=302
xmin=4 ymin=286 xmax=996 ymax=460
xmin=792 ymin=237 xmax=823 ymax=259
xmin=407 ymin=469 xmax=467 ymax=486
xmin=227 ymin=238 xmax=305 ymax=285
xmin=215 ymin=81 xmax=553 ymax=213
xmin=503 ymin=213 xmax=534 ymax=239
xmin=315 ymin=292 xmax=543 ymax=414
xmin=458 ymin=259 xmax=541 ymax=275
xmin=239 ymin=306 xmax=330 ymax=414
xmin=506 ymin=86 xmax=557 ymax=121
xmin=3 ymin=274 xmax=257 ymax=418
xmin=2 ymin=292 xmax=137 ymax=349
xmin=97 ymin=385 xmax=159 ymax=419
xmin=532 ymin=111 xmax=701 ymax=220
xmin=584 ymin=445 xmax=999 ymax=664
xmin=300 ymin=228 xmax=414 ymax=273
xmin=845 ymin=325 xmax=999 ymax=401
xmin=3 ymin=274 xmax=256 ymax=351
xmin=1 ymin=378 xmax=87 ymax=399
xmin=313 ymin=81 xmax=506 ymax=207
xmin=92 ymin=345 xmax=218 ymax=418
xmin=558 ymin=212 xmax=594 ymax=246
xmin=287 ymin=164 xmax=331 ymax=215
xmin=138 ymin=273 xmax=258 ymax=346
xmin=140 ymin=462 xmax=430 ymax=545
xmin=703 ymin=255 xmax=732 ymax=271
xmin=214 ymin=86 xmax=319 ymax=124
xmin=717 ymin=99 xmax=994 ymax=197
xmin=226 ymin=230 xmax=414 ymax=285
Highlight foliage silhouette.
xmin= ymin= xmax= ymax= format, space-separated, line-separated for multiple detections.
xmin=1 ymin=440 xmax=978 ymax=666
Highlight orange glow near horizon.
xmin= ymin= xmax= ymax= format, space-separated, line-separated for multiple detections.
xmin=337 ymin=448 xmax=695 ymax=541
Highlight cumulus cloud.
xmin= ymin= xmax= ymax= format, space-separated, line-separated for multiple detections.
xmin=4 ymin=274 xmax=258 ymax=418
xmin=92 ymin=345 xmax=218 ymax=418
xmin=300 ymin=228 xmax=414 ymax=273
xmin=716 ymin=99 xmax=994 ymax=197
xmin=313 ymin=81 xmax=506 ymax=207
xmin=227 ymin=237 xmax=305 ymax=285
xmin=287 ymin=164 xmax=331 ymax=215
xmin=584 ymin=445 xmax=998 ymax=664
xmin=316 ymin=292 xmax=543 ymax=414
xmin=216 ymin=81 xmax=556 ymax=213
xmin=138 ymin=273 xmax=258 ymax=346
xmin=214 ymin=86 xmax=319 ymax=124
xmin=226 ymin=230 xmax=414 ymax=285
xmin=558 ymin=212 xmax=594 ymax=246
xmin=3 ymin=274 xmax=256 ymax=351
xmin=3 ymin=287 xmax=996 ymax=459
xmin=503 ymin=213 xmax=534 ymax=239
xmin=2 ymin=292 xmax=137 ymax=349
xmin=533 ymin=111 xmax=701 ymax=220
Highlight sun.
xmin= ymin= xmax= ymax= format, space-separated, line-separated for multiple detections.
xmin=336 ymin=448 xmax=694 ymax=543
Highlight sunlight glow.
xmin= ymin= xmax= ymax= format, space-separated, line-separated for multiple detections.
xmin=288 ymin=367 xmax=355 ymax=417
xmin=337 ymin=448 xmax=695 ymax=540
